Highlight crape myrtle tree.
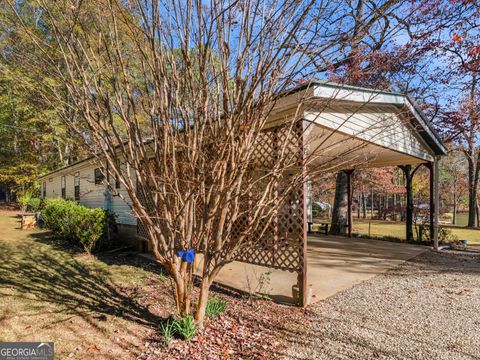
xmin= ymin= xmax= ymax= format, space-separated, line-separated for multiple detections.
xmin=5 ymin=0 xmax=396 ymax=325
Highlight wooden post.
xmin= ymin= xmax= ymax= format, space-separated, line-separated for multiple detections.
xmin=344 ymin=169 xmax=354 ymax=238
xmin=433 ymin=157 xmax=440 ymax=250
xmin=427 ymin=162 xmax=435 ymax=243
xmin=298 ymin=120 xmax=308 ymax=307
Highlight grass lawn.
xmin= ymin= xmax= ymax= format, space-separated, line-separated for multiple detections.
xmin=0 ymin=209 xmax=175 ymax=359
xmin=347 ymin=220 xmax=480 ymax=244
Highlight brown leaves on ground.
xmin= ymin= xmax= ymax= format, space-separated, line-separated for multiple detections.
xmin=138 ymin=293 xmax=311 ymax=360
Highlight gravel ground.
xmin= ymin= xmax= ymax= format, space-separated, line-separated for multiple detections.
xmin=285 ymin=250 xmax=480 ymax=360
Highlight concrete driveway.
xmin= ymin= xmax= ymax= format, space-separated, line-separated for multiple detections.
xmin=208 ymin=235 xmax=427 ymax=304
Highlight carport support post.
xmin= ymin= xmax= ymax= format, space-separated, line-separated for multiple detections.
xmin=298 ymin=175 xmax=309 ymax=307
xmin=426 ymin=161 xmax=435 ymax=243
xmin=297 ymin=120 xmax=308 ymax=307
xmin=433 ymin=157 xmax=440 ymax=249
xmin=344 ymin=169 xmax=354 ymax=238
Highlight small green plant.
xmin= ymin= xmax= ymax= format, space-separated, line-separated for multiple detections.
xmin=205 ymin=297 xmax=228 ymax=318
xmin=173 ymin=315 xmax=197 ymax=340
xmin=417 ymin=224 xmax=459 ymax=243
xmin=18 ymin=192 xmax=42 ymax=212
xmin=160 ymin=319 xmax=176 ymax=346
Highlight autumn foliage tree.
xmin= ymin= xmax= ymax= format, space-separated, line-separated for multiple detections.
xmin=407 ymin=0 xmax=480 ymax=227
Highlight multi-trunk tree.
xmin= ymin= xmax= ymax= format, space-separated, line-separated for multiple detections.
xmin=3 ymin=0 xmax=393 ymax=325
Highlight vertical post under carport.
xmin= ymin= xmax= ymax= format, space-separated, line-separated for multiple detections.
xmin=433 ymin=156 xmax=440 ymax=250
xmin=298 ymin=120 xmax=309 ymax=307
xmin=427 ymin=161 xmax=435 ymax=243
xmin=344 ymin=169 xmax=354 ymax=238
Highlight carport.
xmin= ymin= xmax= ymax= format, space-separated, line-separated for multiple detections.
xmin=206 ymin=235 xmax=427 ymax=304
xmin=217 ymin=82 xmax=447 ymax=306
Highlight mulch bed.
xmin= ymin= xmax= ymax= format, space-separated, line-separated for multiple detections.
xmin=107 ymin=254 xmax=311 ymax=360
xmin=138 ymin=294 xmax=310 ymax=360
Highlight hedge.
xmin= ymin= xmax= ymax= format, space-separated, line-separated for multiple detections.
xmin=41 ymin=198 xmax=109 ymax=254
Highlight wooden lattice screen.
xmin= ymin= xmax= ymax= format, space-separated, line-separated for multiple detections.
xmin=136 ymin=120 xmax=307 ymax=302
xmin=233 ymin=121 xmax=306 ymax=273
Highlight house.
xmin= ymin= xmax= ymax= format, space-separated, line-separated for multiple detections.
xmin=39 ymin=81 xmax=446 ymax=304
xmin=38 ymin=157 xmax=137 ymax=245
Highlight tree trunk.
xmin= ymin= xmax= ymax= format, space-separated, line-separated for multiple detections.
xmin=170 ymin=261 xmax=194 ymax=317
xmin=330 ymin=171 xmax=348 ymax=235
xmin=195 ymin=277 xmax=211 ymax=328
xmin=453 ymin=179 xmax=457 ymax=225
xmin=466 ymin=151 xmax=480 ymax=228
xmin=371 ymin=187 xmax=374 ymax=219
xmin=362 ymin=192 xmax=367 ymax=219
xmin=399 ymin=165 xmax=415 ymax=242
xmin=477 ymin=204 xmax=480 ymax=228
xmin=393 ymin=194 xmax=396 ymax=221
xmin=357 ymin=193 xmax=361 ymax=219
xmin=467 ymin=187 xmax=477 ymax=227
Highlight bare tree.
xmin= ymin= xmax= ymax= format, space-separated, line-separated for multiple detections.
xmin=4 ymin=0 xmax=412 ymax=326
xmin=5 ymin=0 xmax=327 ymax=325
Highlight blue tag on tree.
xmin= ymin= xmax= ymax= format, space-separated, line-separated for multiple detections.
xmin=178 ymin=248 xmax=195 ymax=263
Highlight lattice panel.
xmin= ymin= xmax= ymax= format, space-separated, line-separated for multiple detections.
xmin=136 ymin=121 xmax=307 ymax=274
xmin=136 ymin=182 xmax=152 ymax=252
xmin=234 ymin=121 xmax=306 ymax=273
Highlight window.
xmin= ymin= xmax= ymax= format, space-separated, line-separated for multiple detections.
xmin=74 ymin=172 xmax=80 ymax=201
xmin=115 ymin=175 xmax=120 ymax=189
xmin=42 ymin=182 xmax=46 ymax=198
xmin=61 ymin=176 xmax=66 ymax=199
xmin=94 ymin=168 xmax=105 ymax=185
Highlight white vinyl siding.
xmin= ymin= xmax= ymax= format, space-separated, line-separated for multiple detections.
xmin=41 ymin=161 xmax=137 ymax=226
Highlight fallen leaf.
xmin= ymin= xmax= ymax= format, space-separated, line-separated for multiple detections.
xmin=86 ymin=344 xmax=100 ymax=353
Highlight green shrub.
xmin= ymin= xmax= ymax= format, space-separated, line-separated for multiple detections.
xmin=206 ymin=298 xmax=228 ymax=318
xmin=418 ymin=225 xmax=458 ymax=243
xmin=41 ymin=198 xmax=112 ymax=253
xmin=28 ymin=197 xmax=42 ymax=212
xmin=173 ymin=315 xmax=197 ymax=340
xmin=18 ymin=192 xmax=42 ymax=212
xmin=74 ymin=207 xmax=106 ymax=254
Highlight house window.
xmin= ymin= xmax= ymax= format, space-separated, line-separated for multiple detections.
xmin=61 ymin=176 xmax=66 ymax=199
xmin=94 ymin=168 xmax=105 ymax=185
xmin=115 ymin=175 xmax=120 ymax=189
xmin=74 ymin=172 xmax=80 ymax=201
xmin=42 ymin=181 xmax=46 ymax=198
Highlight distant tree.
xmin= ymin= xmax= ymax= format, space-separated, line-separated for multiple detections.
xmin=406 ymin=0 xmax=480 ymax=227
xmin=0 ymin=2 xmax=86 ymax=195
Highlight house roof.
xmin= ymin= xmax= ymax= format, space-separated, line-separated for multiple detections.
xmin=283 ymin=81 xmax=447 ymax=156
